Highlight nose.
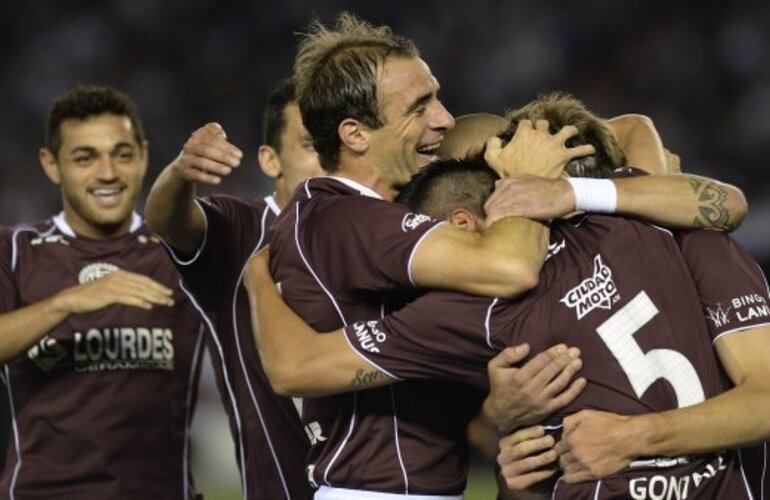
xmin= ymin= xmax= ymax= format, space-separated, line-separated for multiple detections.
xmin=96 ymin=155 xmax=118 ymax=181
xmin=430 ymin=101 xmax=455 ymax=132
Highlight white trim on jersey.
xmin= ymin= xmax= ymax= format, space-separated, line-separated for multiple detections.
xmin=484 ymin=298 xmax=500 ymax=349
xmin=340 ymin=331 xmax=400 ymax=381
xmin=51 ymin=211 xmax=142 ymax=237
xmin=314 ymin=486 xmax=462 ymax=500
xmin=264 ymin=194 xmax=281 ymax=216
xmin=389 ymin=386 xmax=410 ymax=493
xmin=737 ymin=449 xmax=757 ymax=500
xmin=179 ymin=281 xmax=249 ymax=498
xmin=10 ymin=225 xmax=45 ymax=272
xmin=406 ymin=222 xmax=446 ymax=287
xmin=4 ymin=366 xmax=21 ymax=500
xmin=182 ymin=323 xmax=205 ymax=500
xmin=713 ymin=321 xmax=770 ymax=345
xmin=163 ymin=200 xmax=209 ymax=267
xmin=326 ymin=176 xmax=382 ymax=200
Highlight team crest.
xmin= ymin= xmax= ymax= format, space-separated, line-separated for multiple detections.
xmin=561 ymin=254 xmax=619 ymax=319
xmin=78 ymin=262 xmax=119 ymax=284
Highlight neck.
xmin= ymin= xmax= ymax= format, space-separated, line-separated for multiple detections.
xmin=63 ymin=210 xmax=133 ymax=240
xmin=273 ymin=178 xmax=289 ymax=209
xmin=335 ymin=160 xmax=397 ymax=201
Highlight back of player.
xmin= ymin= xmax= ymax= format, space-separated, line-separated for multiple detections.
xmin=493 ymin=214 xmax=752 ymax=498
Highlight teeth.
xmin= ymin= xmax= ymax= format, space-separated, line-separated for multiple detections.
xmin=417 ymin=142 xmax=441 ymax=155
xmin=92 ymin=188 xmax=121 ymax=196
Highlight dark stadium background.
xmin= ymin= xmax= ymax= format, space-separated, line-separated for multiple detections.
xmin=1 ymin=1 xmax=768 ymax=498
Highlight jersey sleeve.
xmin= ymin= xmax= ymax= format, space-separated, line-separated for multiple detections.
xmin=676 ymin=229 xmax=770 ymax=341
xmin=0 ymin=228 xmax=16 ymax=313
xmin=307 ymin=196 xmax=444 ymax=292
xmin=342 ymin=291 xmax=495 ymax=390
xmin=169 ymin=195 xmax=268 ymax=309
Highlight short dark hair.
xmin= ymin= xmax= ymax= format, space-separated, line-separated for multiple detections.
xmin=263 ymin=78 xmax=297 ymax=152
xmin=395 ymin=156 xmax=499 ymax=220
xmin=44 ymin=85 xmax=145 ymax=156
xmin=294 ymin=12 xmax=419 ymax=171
xmin=501 ymin=92 xmax=626 ymax=178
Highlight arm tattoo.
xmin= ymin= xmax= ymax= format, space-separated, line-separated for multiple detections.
xmin=689 ymin=178 xmax=730 ymax=230
xmin=350 ymin=368 xmax=388 ymax=389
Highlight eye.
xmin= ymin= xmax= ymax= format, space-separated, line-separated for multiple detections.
xmin=73 ymin=155 xmax=94 ymax=165
xmin=113 ymin=150 xmax=136 ymax=162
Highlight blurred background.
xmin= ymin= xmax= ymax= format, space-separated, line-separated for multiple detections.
xmin=1 ymin=1 xmax=768 ymax=498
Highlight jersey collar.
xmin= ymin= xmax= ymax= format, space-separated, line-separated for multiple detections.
xmin=326 ymin=176 xmax=383 ymax=200
xmin=52 ymin=211 xmax=142 ymax=238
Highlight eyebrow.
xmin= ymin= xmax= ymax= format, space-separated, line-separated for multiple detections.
xmin=68 ymin=142 xmax=135 ymax=155
xmin=406 ymin=91 xmax=434 ymax=114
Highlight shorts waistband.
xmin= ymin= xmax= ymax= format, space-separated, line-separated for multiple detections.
xmin=314 ymin=486 xmax=464 ymax=500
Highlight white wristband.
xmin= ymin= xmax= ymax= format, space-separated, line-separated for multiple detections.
xmin=566 ymin=178 xmax=617 ymax=214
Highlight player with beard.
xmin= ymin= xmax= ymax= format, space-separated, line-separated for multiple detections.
xmin=245 ymin=94 xmax=760 ymax=498
xmin=0 ymin=85 xmax=204 ymax=499
xmin=145 ymin=78 xmax=323 ymax=500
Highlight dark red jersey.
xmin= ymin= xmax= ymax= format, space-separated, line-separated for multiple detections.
xmin=269 ymin=177 xmax=485 ymax=495
xmin=0 ymin=213 xmax=204 ymax=500
xmin=165 ymin=194 xmax=311 ymax=500
xmin=344 ymin=215 xmax=765 ymax=498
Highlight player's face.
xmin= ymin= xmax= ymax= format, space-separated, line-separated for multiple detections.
xmin=367 ymin=57 xmax=455 ymax=190
xmin=43 ymin=113 xmax=147 ymax=239
xmin=275 ymin=104 xmax=323 ymax=200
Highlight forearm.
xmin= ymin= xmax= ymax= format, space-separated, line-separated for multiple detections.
xmin=614 ymin=174 xmax=747 ymax=231
xmin=468 ymin=404 xmax=504 ymax=459
xmin=144 ymin=165 xmax=205 ymax=255
xmin=0 ymin=295 xmax=71 ymax=363
xmin=629 ymin=379 xmax=770 ymax=457
xmin=607 ymin=114 xmax=668 ymax=175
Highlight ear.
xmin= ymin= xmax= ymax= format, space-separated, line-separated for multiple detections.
xmin=258 ymin=145 xmax=281 ymax=179
xmin=39 ymin=148 xmax=61 ymax=185
xmin=338 ymin=118 xmax=369 ymax=154
xmin=449 ymin=207 xmax=482 ymax=232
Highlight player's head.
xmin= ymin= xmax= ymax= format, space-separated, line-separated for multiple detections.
xmin=501 ymin=92 xmax=626 ymax=178
xmin=395 ymin=156 xmax=498 ymax=231
xmin=39 ymin=85 xmax=148 ymax=239
xmin=436 ymin=113 xmax=508 ymax=159
xmin=258 ymin=78 xmax=323 ymax=207
xmin=294 ymin=12 xmax=454 ymax=191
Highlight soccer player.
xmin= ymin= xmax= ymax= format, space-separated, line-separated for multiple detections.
xmin=245 ymin=12 xmax=749 ymax=498
xmin=145 ymin=79 xmax=322 ymax=499
xmin=246 ymin=93 xmax=759 ymax=498
xmin=0 ymin=85 xmax=204 ymax=499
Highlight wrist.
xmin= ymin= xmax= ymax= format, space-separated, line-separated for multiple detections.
xmin=566 ymin=177 xmax=617 ymax=214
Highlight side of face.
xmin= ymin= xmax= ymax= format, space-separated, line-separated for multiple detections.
xmin=39 ymin=113 xmax=147 ymax=238
xmin=271 ymin=103 xmax=323 ymax=202
xmin=365 ymin=57 xmax=455 ymax=189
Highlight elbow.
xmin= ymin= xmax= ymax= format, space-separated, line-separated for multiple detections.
xmin=724 ymin=186 xmax=748 ymax=231
xmin=265 ymin=363 xmax=307 ymax=397
xmin=490 ymin=262 xmax=540 ymax=298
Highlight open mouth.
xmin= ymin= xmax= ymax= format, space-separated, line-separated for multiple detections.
xmin=416 ymin=141 xmax=442 ymax=163
xmin=89 ymin=186 xmax=126 ymax=208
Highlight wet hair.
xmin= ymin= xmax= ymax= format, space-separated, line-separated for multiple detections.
xmin=501 ymin=92 xmax=626 ymax=178
xmin=395 ymin=155 xmax=499 ymax=220
xmin=263 ymin=78 xmax=297 ymax=152
xmin=294 ymin=12 xmax=419 ymax=171
xmin=44 ymin=85 xmax=145 ymax=156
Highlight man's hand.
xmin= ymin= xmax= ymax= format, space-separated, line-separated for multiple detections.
xmin=171 ymin=122 xmax=243 ymax=185
xmin=482 ymin=344 xmax=586 ymax=433
xmin=53 ymin=270 xmax=175 ymax=313
xmin=484 ymin=176 xmax=576 ymax=225
xmin=498 ymin=425 xmax=559 ymax=492
xmin=485 ymin=120 xmax=595 ymax=179
xmin=555 ymin=409 xmax=637 ymax=483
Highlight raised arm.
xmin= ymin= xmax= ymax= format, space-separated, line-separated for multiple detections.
xmin=607 ymin=114 xmax=668 ymax=175
xmin=145 ymin=123 xmax=242 ymax=255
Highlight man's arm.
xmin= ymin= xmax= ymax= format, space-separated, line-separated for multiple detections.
xmin=607 ymin=114 xmax=668 ymax=175
xmin=0 ymin=271 xmax=174 ymax=363
xmin=145 ymin=122 xmax=242 ymax=255
xmin=411 ymin=121 xmax=594 ymax=298
xmin=556 ymin=325 xmax=770 ymax=482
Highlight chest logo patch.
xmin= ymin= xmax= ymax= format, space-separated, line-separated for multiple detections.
xmin=78 ymin=262 xmax=119 ymax=284
xmin=561 ymin=254 xmax=619 ymax=319
xmin=27 ymin=335 xmax=67 ymax=372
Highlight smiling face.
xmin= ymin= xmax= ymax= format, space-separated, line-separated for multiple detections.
xmin=365 ymin=56 xmax=455 ymax=190
xmin=40 ymin=113 xmax=147 ymax=239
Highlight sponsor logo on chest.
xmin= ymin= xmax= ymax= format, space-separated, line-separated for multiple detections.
xmin=561 ymin=254 xmax=619 ymax=320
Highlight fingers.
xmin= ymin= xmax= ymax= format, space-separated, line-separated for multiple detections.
xmin=498 ymin=425 xmax=559 ymax=490
xmin=175 ymin=123 xmax=243 ymax=185
xmin=103 ymin=271 xmax=175 ymax=307
xmin=534 ymin=348 xmax=582 ymax=396
xmin=488 ymin=344 xmax=530 ymax=370
xmin=515 ymin=343 xmax=568 ymax=379
xmin=544 ymin=377 xmax=587 ymax=412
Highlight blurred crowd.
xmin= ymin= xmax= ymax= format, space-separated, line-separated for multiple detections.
xmin=1 ymin=0 xmax=768 ymax=254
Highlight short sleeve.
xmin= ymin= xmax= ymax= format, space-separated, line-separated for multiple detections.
xmin=305 ymin=196 xmax=444 ymax=292
xmin=676 ymin=229 xmax=770 ymax=342
xmin=170 ymin=195 xmax=269 ymax=309
xmin=342 ymin=291 xmax=495 ymax=390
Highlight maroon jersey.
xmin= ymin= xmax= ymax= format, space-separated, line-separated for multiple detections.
xmin=269 ymin=177 xmax=485 ymax=495
xmin=345 ymin=215 xmax=762 ymax=498
xmin=0 ymin=213 xmax=203 ymax=500
xmin=165 ymin=194 xmax=311 ymax=500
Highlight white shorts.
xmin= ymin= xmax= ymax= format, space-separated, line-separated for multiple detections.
xmin=314 ymin=486 xmax=464 ymax=500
